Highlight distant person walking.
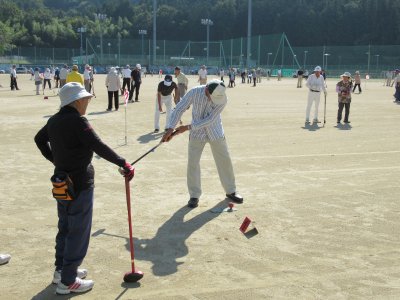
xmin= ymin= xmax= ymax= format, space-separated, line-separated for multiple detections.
xmin=228 ymin=68 xmax=236 ymax=88
xmin=336 ymin=72 xmax=353 ymax=124
xmin=198 ymin=65 xmax=207 ymax=85
xmin=305 ymin=66 xmax=327 ymax=124
xmin=174 ymin=66 xmax=188 ymax=101
xmin=297 ymin=69 xmax=304 ymax=88
xmin=129 ymin=64 xmax=142 ymax=102
xmin=59 ymin=65 xmax=69 ymax=88
xmin=10 ymin=65 xmax=19 ymax=91
xmin=352 ymin=71 xmax=362 ymax=94
xmin=83 ymin=65 xmax=92 ymax=92
xmin=66 ymin=65 xmax=84 ymax=85
xmin=43 ymin=68 xmax=53 ymax=92
xmin=393 ymin=70 xmax=400 ymax=102
xmin=252 ymin=69 xmax=257 ymax=86
xmin=54 ymin=67 xmax=60 ymax=88
xmin=34 ymin=68 xmax=43 ymax=95
xmin=154 ymin=74 xmax=179 ymax=133
xmin=241 ymin=70 xmax=246 ymax=83
xmin=105 ymin=67 xmax=121 ymax=111
xmin=121 ymin=65 xmax=131 ymax=95
xmin=220 ymin=68 xmax=225 ymax=82
xmin=277 ymin=69 xmax=282 ymax=81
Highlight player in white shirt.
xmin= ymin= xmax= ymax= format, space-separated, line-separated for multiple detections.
xmin=305 ymin=66 xmax=327 ymax=124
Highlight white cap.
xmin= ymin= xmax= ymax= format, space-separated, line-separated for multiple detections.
xmin=59 ymin=82 xmax=93 ymax=108
xmin=341 ymin=72 xmax=351 ymax=78
xmin=136 ymin=64 xmax=141 ymax=69
xmin=314 ymin=66 xmax=322 ymax=72
xmin=207 ymin=79 xmax=227 ymax=106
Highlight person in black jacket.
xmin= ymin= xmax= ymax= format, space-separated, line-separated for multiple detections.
xmin=34 ymin=82 xmax=134 ymax=295
xmin=129 ymin=64 xmax=142 ymax=102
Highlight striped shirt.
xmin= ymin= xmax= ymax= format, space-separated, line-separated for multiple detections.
xmin=168 ymin=85 xmax=226 ymax=141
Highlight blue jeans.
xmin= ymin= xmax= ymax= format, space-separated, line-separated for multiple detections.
xmin=55 ymin=188 xmax=94 ymax=285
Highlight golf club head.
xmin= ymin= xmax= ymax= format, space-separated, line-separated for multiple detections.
xmin=123 ymin=270 xmax=144 ymax=283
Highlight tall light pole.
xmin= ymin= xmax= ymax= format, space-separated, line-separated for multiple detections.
xmin=324 ymin=53 xmax=330 ymax=71
xmin=267 ymin=52 xmax=272 ymax=69
xmin=247 ymin=0 xmax=252 ymax=67
xmin=139 ymin=30 xmax=147 ymax=62
xmin=77 ymin=27 xmax=86 ymax=61
xmin=153 ymin=0 xmax=157 ymax=66
xmin=366 ymin=44 xmax=371 ymax=74
xmin=375 ymin=54 xmax=380 ymax=71
xmin=303 ymin=50 xmax=308 ymax=70
xmin=107 ymin=42 xmax=111 ymax=61
xmin=94 ymin=13 xmax=107 ymax=65
xmin=201 ymin=18 xmax=213 ymax=65
xmin=292 ymin=54 xmax=296 ymax=69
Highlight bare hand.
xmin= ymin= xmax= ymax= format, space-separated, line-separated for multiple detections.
xmin=162 ymin=128 xmax=174 ymax=143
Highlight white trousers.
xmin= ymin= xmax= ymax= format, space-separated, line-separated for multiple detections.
xmin=306 ymin=91 xmax=321 ymax=121
xmin=154 ymin=94 xmax=172 ymax=130
xmin=187 ymin=138 xmax=236 ymax=198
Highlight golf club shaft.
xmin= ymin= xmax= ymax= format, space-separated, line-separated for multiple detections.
xmin=130 ymin=130 xmax=179 ymax=165
xmin=324 ymin=94 xmax=327 ymax=124
xmin=125 ymin=177 xmax=136 ymax=271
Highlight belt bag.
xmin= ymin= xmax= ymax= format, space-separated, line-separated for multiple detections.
xmin=51 ymin=172 xmax=75 ymax=201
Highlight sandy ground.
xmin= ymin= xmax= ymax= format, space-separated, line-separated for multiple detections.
xmin=0 ymin=73 xmax=399 ymax=300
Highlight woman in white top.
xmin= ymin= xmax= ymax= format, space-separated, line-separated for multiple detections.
xmin=33 ymin=68 xmax=43 ymax=95
xmin=105 ymin=67 xmax=121 ymax=111
xmin=43 ymin=68 xmax=52 ymax=91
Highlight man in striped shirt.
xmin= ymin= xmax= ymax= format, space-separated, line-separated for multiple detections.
xmin=162 ymin=79 xmax=243 ymax=208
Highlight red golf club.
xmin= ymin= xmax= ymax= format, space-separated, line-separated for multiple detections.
xmin=123 ymin=176 xmax=144 ymax=283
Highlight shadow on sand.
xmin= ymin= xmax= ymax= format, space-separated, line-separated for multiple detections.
xmin=92 ymin=200 xmax=227 ymax=277
xmin=335 ymin=123 xmax=352 ymax=130
xmin=301 ymin=122 xmax=322 ymax=131
xmin=136 ymin=132 xmax=163 ymax=144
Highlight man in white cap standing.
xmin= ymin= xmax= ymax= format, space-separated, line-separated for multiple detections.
xmin=198 ymin=65 xmax=208 ymax=85
xmin=34 ymin=82 xmax=134 ymax=295
xmin=129 ymin=64 xmax=142 ymax=102
xmin=305 ymin=66 xmax=327 ymax=124
xmin=162 ymin=79 xmax=243 ymax=208
xmin=121 ymin=64 xmax=131 ymax=95
xmin=83 ymin=64 xmax=92 ymax=92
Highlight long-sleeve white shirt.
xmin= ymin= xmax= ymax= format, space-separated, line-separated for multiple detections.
xmin=122 ymin=68 xmax=132 ymax=78
xmin=306 ymin=74 xmax=326 ymax=92
xmin=168 ymin=85 xmax=226 ymax=141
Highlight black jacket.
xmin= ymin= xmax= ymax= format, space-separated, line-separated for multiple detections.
xmin=35 ymin=106 xmax=126 ymax=194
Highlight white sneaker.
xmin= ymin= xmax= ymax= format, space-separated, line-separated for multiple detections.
xmin=0 ymin=254 xmax=11 ymax=265
xmin=56 ymin=277 xmax=94 ymax=295
xmin=52 ymin=268 xmax=88 ymax=284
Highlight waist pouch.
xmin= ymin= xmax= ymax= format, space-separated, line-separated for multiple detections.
xmin=51 ymin=172 xmax=75 ymax=201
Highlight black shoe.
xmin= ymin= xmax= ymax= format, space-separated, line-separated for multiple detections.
xmin=337 ymin=120 xmax=341 ymax=124
xmin=226 ymin=192 xmax=243 ymax=204
xmin=188 ymin=198 xmax=199 ymax=208
xmin=106 ymin=108 xmax=112 ymax=111
xmin=135 ymin=99 xmax=140 ymax=102
xmin=344 ymin=120 xmax=351 ymax=123
xmin=154 ymin=129 xmax=159 ymax=133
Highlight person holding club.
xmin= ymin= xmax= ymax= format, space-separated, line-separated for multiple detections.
xmin=162 ymin=79 xmax=243 ymax=208
xmin=154 ymin=74 xmax=179 ymax=133
xmin=34 ymin=82 xmax=134 ymax=295
xmin=305 ymin=66 xmax=327 ymax=124
xmin=336 ymin=72 xmax=353 ymax=124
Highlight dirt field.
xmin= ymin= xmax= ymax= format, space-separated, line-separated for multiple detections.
xmin=0 ymin=73 xmax=399 ymax=300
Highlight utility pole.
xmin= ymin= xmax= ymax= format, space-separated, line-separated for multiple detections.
xmin=247 ymin=0 xmax=252 ymax=67
xmin=201 ymin=19 xmax=213 ymax=65
xmin=153 ymin=0 xmax=157 ymax=66
xmin=77 ymin=27 xmax=86 ymax=63
xmin=94 ymin=13 xmax=107 ymax=65
xmin=139 ymin=30 xmax=147 ymax=62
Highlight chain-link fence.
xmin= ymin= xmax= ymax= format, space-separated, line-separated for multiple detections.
xmin=1 ymin=33 xmax=399 ymax=77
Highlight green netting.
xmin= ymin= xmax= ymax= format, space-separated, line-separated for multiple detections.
xmin=1 ymin=33 xmax=399 ymax=78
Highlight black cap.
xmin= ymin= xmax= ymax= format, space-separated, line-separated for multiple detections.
xmin=164 ymin=74 xmax=173 ymax=82
xmin=175 ymin=66 xmax=181 ymax=70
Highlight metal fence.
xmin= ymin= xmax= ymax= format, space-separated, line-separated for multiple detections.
xmin=1 ymin=33 xmax=399 ymax=77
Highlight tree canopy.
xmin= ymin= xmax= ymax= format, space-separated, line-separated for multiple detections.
xmin=1 ymin=0 xmax=399 ymax=54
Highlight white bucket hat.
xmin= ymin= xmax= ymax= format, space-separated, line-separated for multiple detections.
xmin=136 ymin=64 xmax=141 ymax=69
xmin=314 ymin=66 xmax=322 ymax=72
xmin=59 ymin=82 xmax=93 ymax=108
xmin=341 ymin=72 xmax=351 ymax=78
xmin=207 ymin=79 xmax=227 ymax=105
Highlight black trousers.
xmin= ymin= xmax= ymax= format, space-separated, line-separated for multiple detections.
xmin=108 ymin=91 xmax=119 ymax=110
xmin=352 ymin=83 xmax=361 ymax=93
xmin=44 ymin=79 xmax=52 ymax=89
xmin=129 ymin=82 xmax=141 ymax=100
xmin=253 ymin=77 xmax=256 ymax=86
xmin=337 ymin=102 xmax=351 ymax=122
xmin=10 ymin=77 xmax=18 ymax=90
xmin=122 ymin=78 xmax=131 ymax=94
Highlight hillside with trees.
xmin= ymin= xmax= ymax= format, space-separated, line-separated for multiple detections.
xmin=1 ymin=0 xmax=399 ymax=54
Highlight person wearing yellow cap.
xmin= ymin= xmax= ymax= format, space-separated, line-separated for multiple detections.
xmin=66 ymin=65 xmax=84 ymax=86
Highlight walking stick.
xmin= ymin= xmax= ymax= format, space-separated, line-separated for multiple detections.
xmin=323 ymin=93 xmax=327 ymax=127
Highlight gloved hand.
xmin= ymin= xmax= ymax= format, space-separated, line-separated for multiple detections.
xmin=119 ymin=162 xmax=135 ymax=181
